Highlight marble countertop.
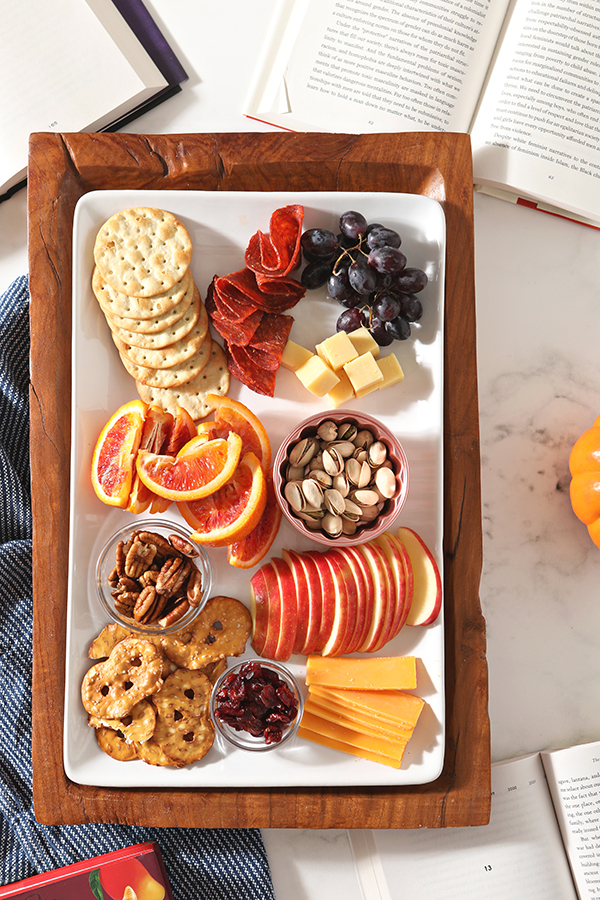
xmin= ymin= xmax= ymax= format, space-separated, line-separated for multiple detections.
xmin=3 ymin=2 xmax=600 ymax=896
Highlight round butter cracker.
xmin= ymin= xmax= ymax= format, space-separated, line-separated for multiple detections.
xmin=135 ymin=341 xmax=230 ymax=421
xmin=93 ymin=265 xmax=193 ymax=320
xmin=93 ymin=207 xmax=193 ymax=298
xmin=106 ymin=288 xmax=206 ymax=350
xmin=113 ymin=314 xmax=210 ymax=370
xmin=119 ymin=331 xmax=213 ymax=388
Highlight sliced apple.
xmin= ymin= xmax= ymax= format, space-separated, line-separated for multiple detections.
xmin=320 ymin=552 xmax=351 ymax=657
xmin=326 ymin=548 xmax=360 ymax=656
xmin=259 ymin=561 xmax=283 ymax=659
xmin=281 ymin=548 xmax=309 ymax=655
xmin=306 ymin=550 xmax=336 ymax=653
xmin=386 ymin=531 xmax=414 ymax=631
xmin=354 ymin=541 xmax=394 ymax=653
xmin=372 ymin=532 xmax=407 ymax=640
xmin=284 ymin=548 xmax=322 ymax=655
xmin=396 ymin=526 xmax=442 ymax=626
xmin=337 ymin=545 xmax=374 ymax=653
xmin=249 ymin=567 xmax=269 ymax=656
xmin=270 ymin=556 xmax=298 ymax=662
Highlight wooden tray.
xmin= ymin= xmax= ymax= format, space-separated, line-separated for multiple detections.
xmin=28 ymin=131 xmax=490 ymax=828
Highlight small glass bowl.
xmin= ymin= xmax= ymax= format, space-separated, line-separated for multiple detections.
xmin=95 ymin=518 xmax=213 ymax=636
xmin=273 ymin=409 xmax=410 ymax=547
xmin=210 ymin=658 xmax=304 ymax=752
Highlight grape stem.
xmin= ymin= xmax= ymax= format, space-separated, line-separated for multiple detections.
xmin=331 ymin=236 xmax=369 ymax=276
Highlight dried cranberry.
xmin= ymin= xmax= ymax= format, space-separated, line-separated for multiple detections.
xmin=215 ymin=663 xmax=298 ymax=742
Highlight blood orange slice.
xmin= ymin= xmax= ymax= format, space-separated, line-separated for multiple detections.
xmin=91 ymin=399 xmax=147 ymax=508
xmin=178 ymin=451 xmax=267 ymax=547
xmin=136 ymin=431 xmax=243 ymax=501
xmin=204 ymin=394 xmax=272 ymax=470
xmin=227 ymin=468 xmax=282 ymax=568
xmin=164 ymin=405 xmax=197 ymax=455
xmin=127 ymin=405 xmax=174 ymax=514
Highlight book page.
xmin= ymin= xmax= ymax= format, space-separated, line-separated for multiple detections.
xmin=350 ymin=755 xmax=577 ymax=900
xmin=542 ymin=741 xmax=600 ymax=900
xmin=245 ymin=0 xmax=512 ymax=134
xmin=470 ymin=0 xmax=600 ymax=221
xmin=0 ymin=0 xmax=167 ymax=193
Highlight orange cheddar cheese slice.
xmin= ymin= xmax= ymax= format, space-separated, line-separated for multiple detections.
xmin=299 ymin=712 xmax=408 ymax=766
xmin=306 ymin=655 xmax=417 ymax=690
xmin=304 ymin=695 xmax=414 ymax=741
xmin=297 ymin=725 xmax=402 ymax=768
xmin=309 ymin=684 xmax=424 ymax=730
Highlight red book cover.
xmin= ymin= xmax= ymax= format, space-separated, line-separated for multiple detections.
xmin=0 ymin=841 xmax=174 ymax=900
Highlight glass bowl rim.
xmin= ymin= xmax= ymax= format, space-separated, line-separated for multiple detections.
xmin=95 ymin=517 xmax=213 ymax=637
xmin=210 ymin=657 xmax=304 ymax=752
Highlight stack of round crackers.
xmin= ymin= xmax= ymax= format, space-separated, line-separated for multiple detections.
xmin=92 ymin=207 xmax=230 ymax=421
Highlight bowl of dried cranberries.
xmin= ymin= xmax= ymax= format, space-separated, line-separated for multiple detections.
xmin=210 ymin=658 xmax=303 ymax=751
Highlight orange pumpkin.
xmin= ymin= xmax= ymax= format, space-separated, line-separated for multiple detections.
xmin=569 ymin=414 xmax=600 ymax=547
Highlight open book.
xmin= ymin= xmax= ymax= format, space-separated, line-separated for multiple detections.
xmin=0 ymin=0 xmax=187 ymax=200
xmin=348 ymin=739 xmax=600 ymax=900
xmin=245 ymin=0 xmax=600 ymax=228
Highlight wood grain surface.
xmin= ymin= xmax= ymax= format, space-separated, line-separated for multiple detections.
xmin=28 ymin=131 xmax=490 ymax=828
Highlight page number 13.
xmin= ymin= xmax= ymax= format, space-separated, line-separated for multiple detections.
xmin=484 ymin=865 xmax=492 ymax=872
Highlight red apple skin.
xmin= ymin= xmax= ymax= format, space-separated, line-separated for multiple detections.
xmin=326 ymin=548 xmax=360 ymax=656
xmin=306 ymin=550 xmax=336 ymax=653
xmin=387 ymin=532 xmax=414 ymax=631
xmin=373 ymin=532 xmax=406 ymax=639
xmin=337 ymin=545 xmax=374 ymax=652
xmin=259 ymin=561 xmax=283 ymax=659
xmin=281 ymin=548 xmax=309 ymax=655
xmin=271 ymin=556 xmax=298 ymax=662
xmin=397 ymin=526 xmax=442 ymax=626
xmin=284 ymin=548 xmax=322 ymax=655
xmin=320 ymin=552 xmax=351 ymax=657
xmin=250 ymin=568 xmax=269 ymax=656
xmin=355 ymin=541 xmax=395 ymax=653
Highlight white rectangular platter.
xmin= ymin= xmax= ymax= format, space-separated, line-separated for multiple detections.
xmin=65 ymin=190 xmax=445 ymax=788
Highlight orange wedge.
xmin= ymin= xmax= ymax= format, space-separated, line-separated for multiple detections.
xmin=135 ymin=431 xmax=243 ymax=502
xmin=227 ymin=468 xmax=281 ymax=568
xmin=178 ymin=451 xmax=267 ymax=547
xmin=91 ymin=399 xmax=147 ymax=508
xmin=204 ymin=394 xmax=272 ymax=470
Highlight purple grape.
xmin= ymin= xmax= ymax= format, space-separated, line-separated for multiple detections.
xmin=386 ymin=316 xmax=411 ymax=341
xmin=301 ymin=260 xmax=333 ymax=289
xmin=394 ymin=267 xmax=428 ymax=293
xmin=336 ymin=308 xmax=363 ymax=333
xmin=327 ymin=269 xmax=357 ymax=303
xmin=339 ymin=210 xmax=368 ymax=241
xmin=301 ymin=228 xmax=338 ymax=260
xmin=348 ymin=258 xmax=377 ymax=295
xmin=368 ymin=246 xmax=407 ymax=275
xmin=366 ymin=225 xmax=401 ymax=250
xmin=397 ymin=293 xmax=423 ymax=322
xmin=369 ymin=317 xmax=395 ymax=347
xmin=372 ymin=292 xmax=401 ymax=322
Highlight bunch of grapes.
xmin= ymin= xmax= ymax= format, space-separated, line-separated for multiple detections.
xmin=300 ymin=210 xmax=428 ymax=346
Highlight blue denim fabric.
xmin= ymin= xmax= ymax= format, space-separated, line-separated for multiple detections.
xmin=0 ymin=276 xmax=275 ymax=900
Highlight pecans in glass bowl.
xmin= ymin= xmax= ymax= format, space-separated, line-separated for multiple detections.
xmin=95 ymin=519 xmax=213 ymax=636
xmin=273 ymin=410 xmax=409 ymax=547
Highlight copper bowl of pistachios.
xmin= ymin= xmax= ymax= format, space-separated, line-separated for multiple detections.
xmin=273 ymin=410 xmax=409 ymax=547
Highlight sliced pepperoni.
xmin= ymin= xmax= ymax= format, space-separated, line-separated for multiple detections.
xmin=206 ymin=278 xmax=263 ymax=345
xmin=249 ymin=313 xmax=293 ymax=360
xmin=224 ymin=342 xmax=277 ymax=397
xmin=245 ymin=205 xmax=304 ymax=278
